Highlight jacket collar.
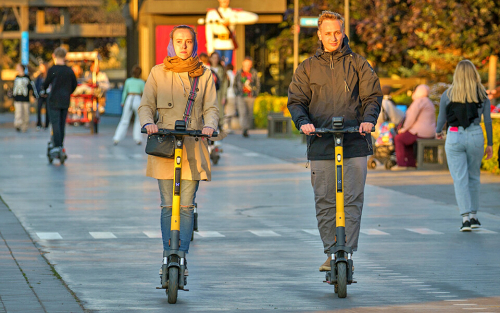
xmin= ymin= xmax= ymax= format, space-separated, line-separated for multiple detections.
xmin=315 ymin=35 xmax=352 ymax=62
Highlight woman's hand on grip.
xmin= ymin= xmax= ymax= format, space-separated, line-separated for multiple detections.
xmin=144 ymin=124 xmax=158 ymax=135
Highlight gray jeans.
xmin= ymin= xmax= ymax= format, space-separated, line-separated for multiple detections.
xmin=445 ymin=125 xmax=484 ymax=216
xmin=311 ymin=157 xmax=367 ymax=254
xmin=236 ymin=96 xmax=255 ymax=131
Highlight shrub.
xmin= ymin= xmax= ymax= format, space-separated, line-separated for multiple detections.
xmin=481 ymin=118 xmax=500 ymax=175
xmin=253 ymin=94 xmax=289 ymax=129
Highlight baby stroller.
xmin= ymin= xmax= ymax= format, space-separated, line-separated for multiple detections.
xmin=368 ymin=122 xmax=397 ymax=170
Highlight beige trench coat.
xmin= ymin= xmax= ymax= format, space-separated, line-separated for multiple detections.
xmin=138 ymin=65 xmax=219 ymax=181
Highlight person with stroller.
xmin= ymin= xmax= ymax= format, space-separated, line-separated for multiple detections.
xmin=436 ymin=60 xmax=493 ymax=232
xmin=393 ymin=84 xmax=436 ymax=170
xmin=374 ymin=85 xmax=404 ymax=137
xmin=138 ymin=25 xmax=219 ymax=275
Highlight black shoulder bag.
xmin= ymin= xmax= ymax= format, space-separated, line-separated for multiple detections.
xmin=145 ymin=75 xmax=201 ymax=158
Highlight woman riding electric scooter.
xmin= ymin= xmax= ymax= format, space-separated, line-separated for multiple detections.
xmin=138 ymin=25 xmax=219 ymax=303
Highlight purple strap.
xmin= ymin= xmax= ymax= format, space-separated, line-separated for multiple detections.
xmin=183 ymin=76 xmax=200 ymax=123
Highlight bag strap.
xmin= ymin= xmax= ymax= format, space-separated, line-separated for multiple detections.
xmin=183 ymin=75 xmax=201 ymax=123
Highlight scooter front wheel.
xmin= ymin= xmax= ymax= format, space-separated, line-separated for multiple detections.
xmin=167 ymin=267 xmax=179 ymax=304
xmin=337 ymin=262 xmax=347 ymax=298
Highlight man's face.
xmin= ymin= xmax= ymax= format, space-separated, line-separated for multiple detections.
xmin=16 ymin=64 xmax=24 ymax=75
xmin=218 ymin=0 xmax=230 ymax=9
xmin=172 ymin=29 xmax=194 ymax=60
xmin=317 ymin=19 xmax=344 ymax=52
xmin=242 ymin=59 xmax=253 ymax=72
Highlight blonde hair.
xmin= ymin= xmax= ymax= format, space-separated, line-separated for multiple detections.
xmin=447 ymin=60 xmax=487 ymax=103
xmin=318 ymin=11 xmax=345 ymax=30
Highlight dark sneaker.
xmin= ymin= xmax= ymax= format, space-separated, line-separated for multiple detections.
xmin=470 ymin=218 xmax=481 ymax=229
xmin=460 ymin=220 xmax=472 ymax=232
xmin=319 ymin=256 xmax=332 ymax=272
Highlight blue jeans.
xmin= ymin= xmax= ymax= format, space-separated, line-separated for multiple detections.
xmin=445 ymin=125 xmax=484 ymax=216
xmin=215 ymin=49 xmax=233 ymax=65
xmin=158 ymin=179 xmax=199 ymax=252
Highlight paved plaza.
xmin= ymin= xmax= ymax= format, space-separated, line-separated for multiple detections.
xmin=0 ymin=114 xmax=499 ymax=312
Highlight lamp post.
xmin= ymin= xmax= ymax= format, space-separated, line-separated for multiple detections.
xmin=344 ymin=0 xmax=350 ymax=38
xmin=293 ymin=0 xmax=299 ymax=71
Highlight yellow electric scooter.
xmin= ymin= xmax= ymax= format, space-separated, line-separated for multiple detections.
xmin=303 ymin=116 xmax=373 ymax=298
xmin=142 ymin=121 xmax=217 ymax=304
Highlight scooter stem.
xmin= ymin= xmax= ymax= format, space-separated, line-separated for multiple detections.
xmin=170 ymin=136 xmax=183 ymax=250
xmin=334 ymin=133 xmax=346 ymax=248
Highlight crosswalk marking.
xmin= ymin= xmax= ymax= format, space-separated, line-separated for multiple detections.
xmin=196 ymin=231 xmax=225 ymax=238
xmin=10 ymin=155 xmax=24 ymax=159
xmin=143 ymin=231 xmax=162 ymax=238
xmin=473 ymin=228 xmax=497 ymax=234
xmin=89 ymin=232 xmax=117 ymax=239
xmin=302 ymin=229 xmax=320 ymax=235
xmin=249 ymin=230 xmax=281 ymax=237
xmin=243 ymin=152 xmax=261 ymax=157
xmin=361 ymin=229 xmax=390 ymax=235
xmin=406 ymin=228 xmax=444 ymax=235
xmin=30 ymin=226 xmax=499 ymax=241
xmin=36 ymin=232 xmax=62 ymax=240
xmin=68 ymin=154 xmax=83 ymax=158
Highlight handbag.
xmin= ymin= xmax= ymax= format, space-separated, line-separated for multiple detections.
xmin=216 ymin=9 xmax=239 ymax=50
xmin=145 ymin=75 xmax=201 ymax=158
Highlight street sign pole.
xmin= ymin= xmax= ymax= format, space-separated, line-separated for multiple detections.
xmin=21 ymin=31 xmax=29 ymax=74
xmin=293 ymin=0 xmax=299 ymax=71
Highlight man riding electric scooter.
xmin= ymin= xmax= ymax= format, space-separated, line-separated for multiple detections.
xmin=287 ymin=10 xmax=382 ymax=292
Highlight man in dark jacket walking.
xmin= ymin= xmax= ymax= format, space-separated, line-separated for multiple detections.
xmin=288 ymin=11 xmax=382 ymax=272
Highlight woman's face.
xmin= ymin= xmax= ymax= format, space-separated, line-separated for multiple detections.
xmin=210 ymin=53 xmax=220 ymax=66
xmin=173 ymin=29 xmax=194 ymax=60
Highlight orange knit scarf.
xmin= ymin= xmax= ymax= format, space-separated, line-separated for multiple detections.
xmin=163 ymin=56 xmax=204 ymax=78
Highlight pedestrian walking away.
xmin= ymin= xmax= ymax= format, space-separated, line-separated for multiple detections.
xmin=113 ymin=65 xmax=145 ymax=145
xmin=34 ymin=62 xmax=49 ymax=130
xmin=41 ymin=47 xmax=78 ymax=157
xmin=235 ymin=56 xmax=260 ymax=137
xmin=12 ymin=64 xmax=38 ymax=132
xmin=138 ymin=25 xmax=219 ymax=290
xmin=223 ymin=63 xmax=236 ymax=132
xmin=210 ymin=52 xmax=228 ymax=129
xmin=435 ymin=60 xmax=493 ymax=232
xmin=287 ymin=10 xmax=382 ymax=275
xmin=393 ymin=84 xmax=436 ymax=170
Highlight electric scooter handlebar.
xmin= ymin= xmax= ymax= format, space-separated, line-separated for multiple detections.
xmin=141 ymin=128 xmax=218 ymax=138
xmin=300 ymin=126 xmax=375 ymax=135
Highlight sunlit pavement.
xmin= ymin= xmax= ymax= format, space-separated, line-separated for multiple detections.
xmin=1 ymin=113 xmax=499 ymax=312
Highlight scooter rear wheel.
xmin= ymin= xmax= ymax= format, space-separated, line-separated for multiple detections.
xmin=167 ymin=267 xmax=179 ymax=304
xmin=337 ymin=262 xmax=347 ymax=298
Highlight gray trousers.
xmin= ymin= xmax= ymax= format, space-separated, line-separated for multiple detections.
xmin=311 ymin=157 xmax=367 ymax=254
xmin=236 ymin=96 xmax=255 ymax=131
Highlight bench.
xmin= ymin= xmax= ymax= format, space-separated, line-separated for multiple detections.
xmin=267 ymin=113 xmax=293 ymax=138
xmin=416 ymin=138 xmax=448 ymax=170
